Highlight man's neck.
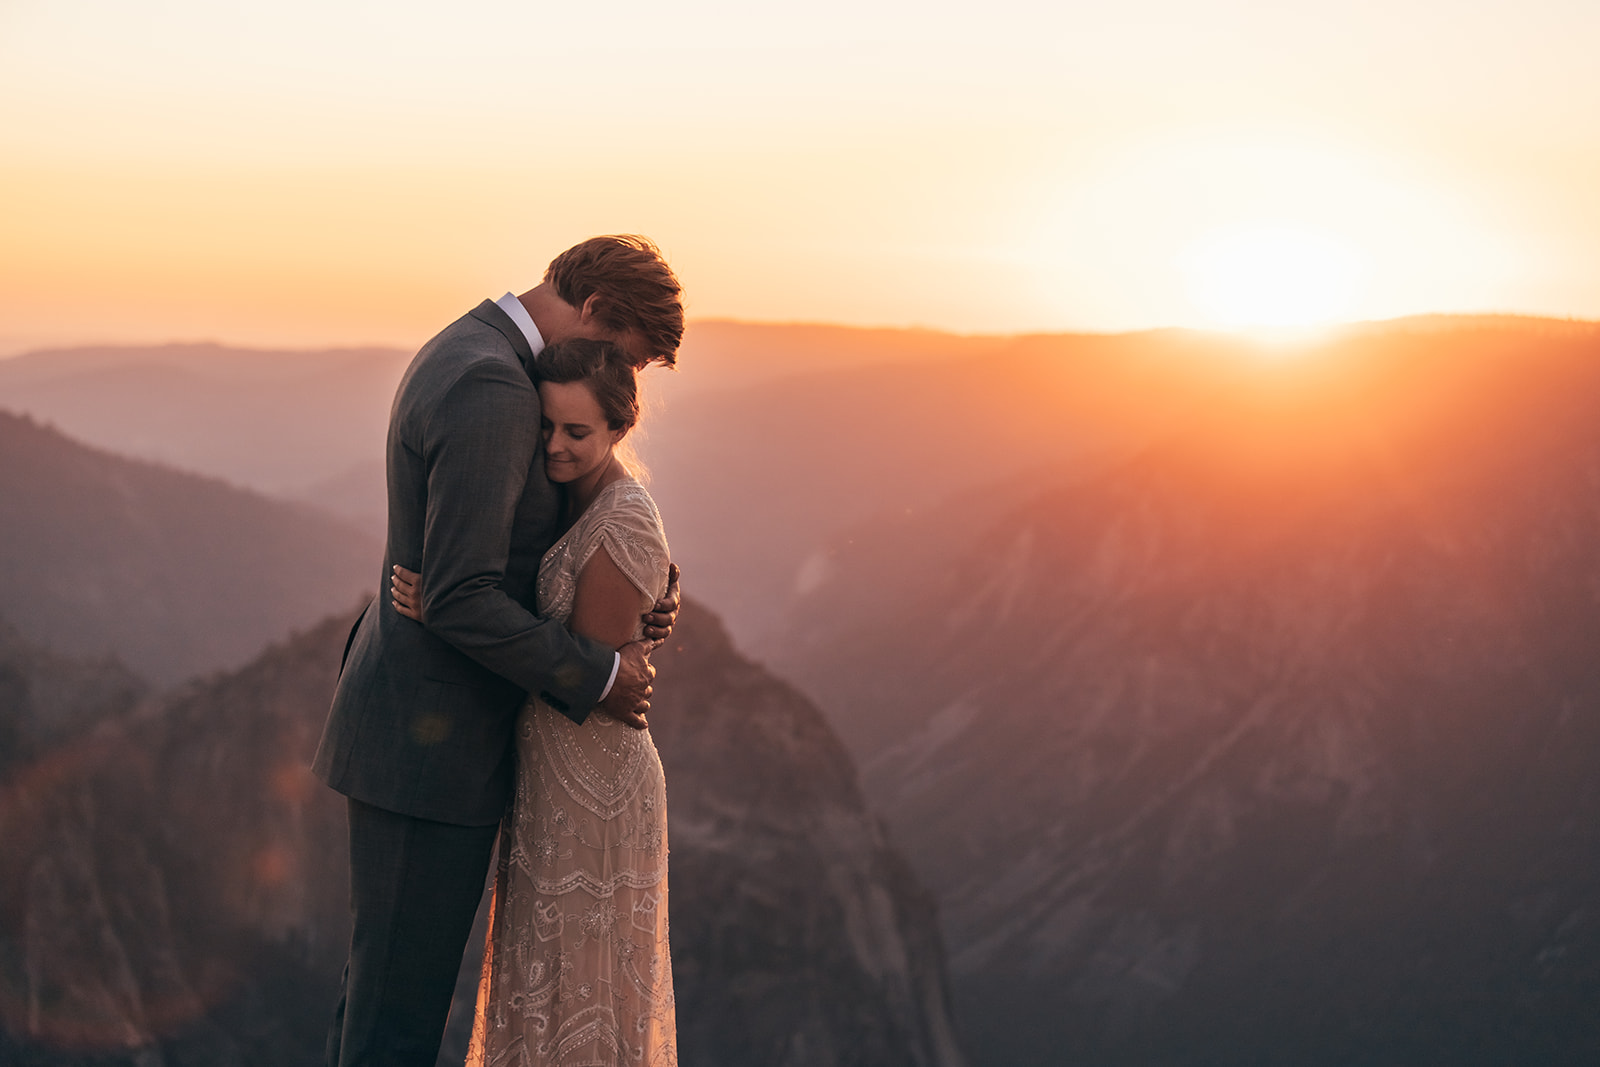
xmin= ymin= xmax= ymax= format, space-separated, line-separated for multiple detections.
xmin=517 ymin=283 xmax=575 ymax=345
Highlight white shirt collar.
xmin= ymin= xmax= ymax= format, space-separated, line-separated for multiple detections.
xmin=494 ymin=292 xmax=545 ymax=356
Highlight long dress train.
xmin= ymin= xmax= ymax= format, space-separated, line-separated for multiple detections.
xmin=466 ymin=477 xmax=676 ymax=1066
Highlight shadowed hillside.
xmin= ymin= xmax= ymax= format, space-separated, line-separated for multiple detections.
xmin=763 ymin=319 xmax=1600 ymax=1064
xmin=0 ymin=411 xmax=380 ymax=683
xmin=0 ymin=602 xmax=965 ymax=1066
xmin=0 ymin=617 xmax=148 ymax=783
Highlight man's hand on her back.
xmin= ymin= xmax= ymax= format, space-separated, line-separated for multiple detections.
xmin=641 ymin=564 xmax=681 ymax=644
xmin=597 ymin=640 xmax=655 ymax=730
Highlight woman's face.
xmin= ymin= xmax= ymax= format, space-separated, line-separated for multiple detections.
xmin=540 ymin=379 xmax=623 ymax=484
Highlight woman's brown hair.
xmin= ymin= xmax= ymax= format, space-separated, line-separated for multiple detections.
xmin=537 ymin=338 xmax=640 ymax=434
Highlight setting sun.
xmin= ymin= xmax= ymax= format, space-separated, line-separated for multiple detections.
xmin=1 ymin=2 xmax=1596 ymax=350
xmin=1181 ymin=224 xmax=1366 ymax=329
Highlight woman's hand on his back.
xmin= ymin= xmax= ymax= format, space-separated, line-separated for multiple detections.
xmin=391 ymin=564 xmax=423 ymax=622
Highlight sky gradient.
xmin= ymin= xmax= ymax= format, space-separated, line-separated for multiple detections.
xmin=2 ymin=0 xmax=1597 ymax=352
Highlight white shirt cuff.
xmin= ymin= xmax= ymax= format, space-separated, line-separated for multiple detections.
xmin=597 ymin=651 xmax=621 ymax=702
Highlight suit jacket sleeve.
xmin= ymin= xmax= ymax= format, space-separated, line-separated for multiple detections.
xmin=416 ymin=357 xmax=614 ymax=720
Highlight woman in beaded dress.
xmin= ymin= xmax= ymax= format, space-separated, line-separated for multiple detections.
xmin=392 ymin=338 xmax=676 ymax=1066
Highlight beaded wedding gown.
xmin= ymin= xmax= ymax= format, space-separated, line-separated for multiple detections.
xmin=467 ymin=477 xmax=676 ymax=1067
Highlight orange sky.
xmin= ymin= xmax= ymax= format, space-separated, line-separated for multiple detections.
xmin=2 ymin=0 xmax=1597 ymax=354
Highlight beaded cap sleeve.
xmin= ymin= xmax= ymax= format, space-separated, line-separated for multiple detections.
xmin=537 ymin=479 xmax=670 ymax=628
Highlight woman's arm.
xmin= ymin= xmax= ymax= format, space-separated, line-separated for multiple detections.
xmin=393 ymin=552 xmax=656 ymax=728
xmin=390 ymin=560 xmax=676 ymax=640
xmin=568 ymin=547 xmax=655 ymax=650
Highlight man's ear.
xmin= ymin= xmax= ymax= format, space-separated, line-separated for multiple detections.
xmin=579 ymin=292 xmax=604 ymax=323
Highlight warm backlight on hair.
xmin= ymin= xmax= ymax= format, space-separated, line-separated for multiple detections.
xmin=1181 ymin=224 xmax=1366 ymax=330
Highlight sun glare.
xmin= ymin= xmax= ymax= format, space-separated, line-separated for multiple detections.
xmin=1181 ymin=224 xmax=1366 ymax=331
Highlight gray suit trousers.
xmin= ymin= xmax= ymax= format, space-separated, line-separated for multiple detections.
xmin=325 ymin=799 xmax=498 ymax=1067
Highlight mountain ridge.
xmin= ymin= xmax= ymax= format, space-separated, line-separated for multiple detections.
xmin=0 ymin=410 xmax=380 ymax=684
xmin=761 ymin=320 xmax=1600 ymax=1064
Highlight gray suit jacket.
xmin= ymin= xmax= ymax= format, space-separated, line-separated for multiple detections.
xmin=313 ymin=300 xmax=616 ymax=826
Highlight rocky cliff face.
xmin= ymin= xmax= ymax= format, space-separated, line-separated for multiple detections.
xmin=766 ymin=322 xmax=1600 ymax=1065
xmin=1 ymin=603 xmax=966 ymax=1066
xmin=0 ymin=617 xmax=353 ymax=1065
xmin=650 ymin=601 xmax=965 ymax=1067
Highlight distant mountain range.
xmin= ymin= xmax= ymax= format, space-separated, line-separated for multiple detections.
xmin=0 ymin=323 xmax=1263 ymax=644
xmin=762 ymin=319 xmax=1600 ymax=1064
xmin=0 ymin=342 xmax=409 ymax=496
xmin=0 ymin=411 xmax=380 ymax=684
xmin=9 ymin=315 xmax=1600 ymax=1063
xmin=0 ymin=324 xmax=1011 ymax=540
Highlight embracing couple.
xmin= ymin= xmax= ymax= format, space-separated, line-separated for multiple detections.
xmin=313 ymin=236 xmax=686 ymax=1066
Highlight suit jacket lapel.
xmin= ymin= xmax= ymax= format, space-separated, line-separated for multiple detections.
xmin=468 ymin=299 xmax=539 ymax=380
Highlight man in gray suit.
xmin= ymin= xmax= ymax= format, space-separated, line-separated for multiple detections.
xmin=314 ymin=235 xmax=684 ymax=1066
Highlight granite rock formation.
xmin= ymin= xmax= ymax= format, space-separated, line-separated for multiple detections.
xmin=1 ymin=604 xmax=966 ymax=1066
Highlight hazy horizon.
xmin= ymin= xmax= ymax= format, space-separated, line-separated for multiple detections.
xmin=6 ymin=308 xmax=1600 ymax=364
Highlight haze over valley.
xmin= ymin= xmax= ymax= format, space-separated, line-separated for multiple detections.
xmin=4 ymin=316 xmax=1600 ymax=1063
